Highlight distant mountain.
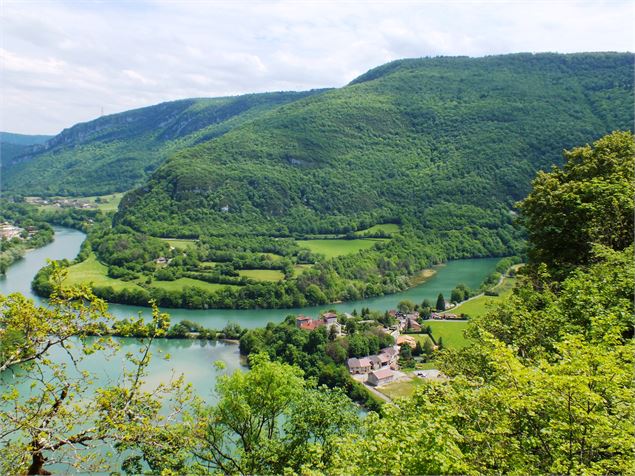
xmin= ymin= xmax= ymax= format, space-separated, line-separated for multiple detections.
xmin=115 ymin=52 xmax=634 ymax=252
xmin=0 ymin=132 xmax=54 ymax=166
xmin=1 ymin=90 xmax=327 ymax=196
xmin=0 ymin=132 xmax=53 ymax=145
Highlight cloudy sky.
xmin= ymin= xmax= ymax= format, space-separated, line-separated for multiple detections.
xmin=1 ymin=0 xmax=633 ymax=135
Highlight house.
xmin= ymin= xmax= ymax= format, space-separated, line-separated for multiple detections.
xmin=367 ymin=368 xmax=396 ymax=386
xmin=369 ymin=353 xmax=391 ymax=370
xmin=380 ymin=346 xmax=400 ymax=368
xmin=296 ymin=314 xmax=342 ymax=335
xmin=397 ymin=335 xmax=417 ymax=349
xmin=347 ymin=357 xmax=372 ymax=374
xmin=322 ymin=311 xmax=338 ymax=324
xmin=155 ymin=256 xmax=168 ymax=265
xmin=295 ymin=315 xmax=312 ymax=327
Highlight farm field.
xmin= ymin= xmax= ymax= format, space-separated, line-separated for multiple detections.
xmin=354 ymin=223 xmax=400 ymax=236
xmin=63 ymin=254 xmax=144 ymax=292
xmin=296 ymin=238 xmax=386 ymax=259
xmin=292 ymin=264 xmax=313 ymax=276
xmin=151 ymin=278 xmax=237 ymax=293
xmin=453 ymin=277 xmax=517 ymax=318
xmin=425 ymin=321 xmax=471 ymax=349
xmin=261 ymin=253 xmax=284 ymax=261
xmin=238 ymin=269 xmax=285 ymax=282
xmin=163 ymin=239 xmax=197 ymax=250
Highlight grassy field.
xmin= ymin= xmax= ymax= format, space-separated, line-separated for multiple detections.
xmin=261 ymin=253 xmax=284 ymax=261
xmin=151 ymin=278 xmax=237 ymax=293
xmin=378 ymin=378 xmax=424 ymax=399
xmin=354 ymin=223 xmax=401 ymax=236
xmin=292 ymin=264 xmax=313 ymax=276
xmin=297 ymin=238 xmax=386 ymax=259
xmin=425 ymin=321 xmax=471 ymax=349
xmin=90 ymin=193 xmax=125 ymax=211
xmin=406 ymin=333 xmax=436 ymax=347
xmin=63 ymin=254 xmax=144 ymax=292
xmin=199 ymin=261 xmax=220 ymax=269
xmin=163 ymin=239 xmax=197 ymax=250
xmin=238 ymin=269 xmax=285 ymax=282
xmin=453 ymin=277 xmax=517 ymax=318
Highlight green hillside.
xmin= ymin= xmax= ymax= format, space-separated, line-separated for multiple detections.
xmin=118 ymin=53 xmax=633 ymax=247
xmin=1 ymin=90 xmax=327 ymax=196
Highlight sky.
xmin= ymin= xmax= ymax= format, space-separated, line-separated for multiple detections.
xmin=1 ymin=0 xmax=633 ymax=135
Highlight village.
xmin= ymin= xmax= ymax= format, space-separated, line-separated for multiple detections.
xmin=0 ymin=221 xmax=38 ymax=240
xmin=294 ymin=307 xmax=462 ymax=399
xmin=25 ymin=196 xmax=97 ymax=209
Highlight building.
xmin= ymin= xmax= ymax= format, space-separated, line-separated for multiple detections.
xmin=347 ymin=357 xmax=372 ymax=374
xmin=367 ymin=368 xmax=396 ymax=386
xmin=295 ymin=314 xmax=342 ymax=335
xmin=381 ymin=346 xmax=400 ymax=368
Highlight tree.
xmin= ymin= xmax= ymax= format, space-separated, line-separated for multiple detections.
xmin=190 ymin=354 xmax=360 ymax=474
xmin=412 ymin=340 xmax=423 ymax=356
xmin=0 ymin=266 xmax=186 ymax=475
xmin=422 ymin=337 xmax=435 ymax=356
xmin=437 ymin=336 xmax=444 ymax=350
xmin=519 ymin=131 xmax=634 ymax=276
xmin=398 ymin=300 xmax=416 ymax=312
xmin=436 ymin=293 xmax=446 ymax=311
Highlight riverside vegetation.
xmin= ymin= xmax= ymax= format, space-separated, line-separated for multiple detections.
xmin=1 ymin=129 xmax=632 ymax=474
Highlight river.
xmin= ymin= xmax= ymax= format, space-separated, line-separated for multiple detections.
xmin=1 ymin=226 xmax=499 ymax=393
xmin=0 ymin=226 xmax=499 ymax=328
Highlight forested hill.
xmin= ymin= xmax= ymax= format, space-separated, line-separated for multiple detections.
xmin=1 ymin=90 xmax=326 ymax=196
xmin=117 ymin=52 xmax=634 ymax=242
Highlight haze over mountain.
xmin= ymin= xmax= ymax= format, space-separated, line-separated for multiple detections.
xmin=0 ymin=132 xmax=53 ymax=168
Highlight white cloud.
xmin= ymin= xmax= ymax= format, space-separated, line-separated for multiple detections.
xmin=0 ymin=0 xmax=633 ymax=134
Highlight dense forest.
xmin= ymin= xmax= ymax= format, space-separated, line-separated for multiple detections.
xmin=1 ymin=130 xmax=632 ymax=475
xmin=117 ymin=53 xmax=633 ymax=239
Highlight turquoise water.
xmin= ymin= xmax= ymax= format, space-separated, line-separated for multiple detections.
xmin=1 ymin=226 xmax=497 ymax=328
xmin=0 ymin=226 xmax=499 ymax=393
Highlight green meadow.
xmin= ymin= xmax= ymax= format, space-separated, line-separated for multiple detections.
xmin=453 ymin=277 xmax=517 ymax=318
xmin=63 ymin=254 xmax=144 ymax=292
xmin=425 ymin=321 xmax=471 ymax=349
xmin=297 ymin=238 xmax=386 ymax=259
xmin=238 ymin=269 xmax=285 ymax=282
xmin=163 ymin=239 xmax=197 ymax=250
xmin=354 ymin=223 xmax=401 ymax=236
xmin=151 ymin=278 xmax=237 ymax=293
